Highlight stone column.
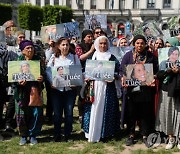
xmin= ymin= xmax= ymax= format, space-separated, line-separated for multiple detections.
xmin=72 ymin=0 xmax=78 ymax=9
xmin=84 ymin=0 xmax=90 ymax=9
xmin=114 ymin=0 xmax=119 ymax=9
xmin=50 ymin=0 xmax=54 ymax=5
xmin=139 ymin=0 xmax=147 ymax=9
xmin=41 ymin=0 xmax=45 ymax=6
xmin=155 ymin=0 xmax=163 ymax=9
xmin=96 ymin=0 xmax=105 ymax=9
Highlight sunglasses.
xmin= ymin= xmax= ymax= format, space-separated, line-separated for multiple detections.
xmin=95 ymin=31 xmax=103 ymax=34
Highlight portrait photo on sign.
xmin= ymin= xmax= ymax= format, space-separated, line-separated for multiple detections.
xmin=84 ymin=14 xmax=107 ymax=30
xmin=85 ymin=60 xmax=115 ymax=81
xmin=125 ymin=63 xmax=154 ymax=86
xmin=8 ymin=61 xmax=40 ymax=82
xmin=41 ymin=24 xmax=60 ymax=43
xmin=52 ymin=65 xmax=83 ymax=88
xmin=110 ymin=46 xmax=132 ymax=63
xmin=158 ymin=46 xmax=180 ymax=70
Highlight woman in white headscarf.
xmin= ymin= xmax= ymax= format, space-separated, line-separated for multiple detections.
xmin=82 ymin=36 xmax=120 ymax=142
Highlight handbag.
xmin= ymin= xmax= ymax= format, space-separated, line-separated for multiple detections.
xmin=29 ymin=86 xmax=43 ymax=106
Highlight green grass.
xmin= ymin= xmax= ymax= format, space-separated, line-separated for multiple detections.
xmin=1 ymin=94 xmax=180 ymax=154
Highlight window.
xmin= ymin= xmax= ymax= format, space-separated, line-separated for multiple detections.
xmin=54 ymin=0 xmax=59 ymax=5
xmin=66 ymin=0 xmax=72 ymax=7
xmin=77 ymin=0 xmax=84 ymax=9
xmin=119 ymin=0 xmax=125 ymax=9
xmin=163 ymin=0 xmax=171 ymax=8
xmin=36 ymin=0 xmax=41 ymax=6
xmin=147 ymin=0 xmax=155 ymax=8
xmin=105 ymin=0 xmax=114 ymax=9
xmin=133 ymin=0 xmax=139 ymax=9
xmin=24 ymin=0 xmax=30 ymax=3
xmin=91 ymin=0 xmax=96 ymax=9
xmin=45 ymin=0 xmax=50 ymax=5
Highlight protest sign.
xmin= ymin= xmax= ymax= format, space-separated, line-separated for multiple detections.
xmin=85 ymin=60 xmax=115 ymax=81
xmin=52 ymin=65 xmax=83 ymax=87
xmin=41 ymin=21 xmax=80 ymax=43
xmin=8 ymin=61 xmax=40 ymax=82
xmin=84 ymin=14 xmax=107 ymax=30
xmin=110 ymin=46 xmax=132 ymax=63
xmin=125 ymin=63 xmax=154 ymax=86
xmin=158 ymin=46 xmax=180 ymax=70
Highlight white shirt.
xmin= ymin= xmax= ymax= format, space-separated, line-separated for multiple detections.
xmin=47 ymin=53 xmax=81 ymax=91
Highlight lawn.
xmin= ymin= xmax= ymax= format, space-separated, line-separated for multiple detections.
xmin=1 ymin=97 xmax=180 ymax=154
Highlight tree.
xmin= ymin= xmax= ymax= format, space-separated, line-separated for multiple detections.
xmin=18 ymin=3 xmax=43 ymax=31
xmin=0 ymin=3 xmax=12 ymax=25
xmin=42 ymin=5 xmax=73 ymax=26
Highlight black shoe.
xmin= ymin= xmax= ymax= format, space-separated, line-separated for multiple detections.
xmin=54 ymin=135 xmax=61 ymax=142
xmin=126 ymin=137 xmax=134 ymax=146
xmin=64 ymin=136 xmax=73 ymax=142
xmin=143 ymin=138 xmax=150 ymax=148
xmin=5 ymin=125 xmax=14 ymax=132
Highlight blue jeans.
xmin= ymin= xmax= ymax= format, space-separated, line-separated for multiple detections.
xmin=51 ymin=88 xmax=76 ymax=137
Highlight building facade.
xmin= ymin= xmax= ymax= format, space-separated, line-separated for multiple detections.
xmin=21 ymin=0 xmax=180 ymax=36
xmin=1 ymin=0 xmax=179 ymax=37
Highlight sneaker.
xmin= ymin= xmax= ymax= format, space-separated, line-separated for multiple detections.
xmin=54 ymin=135 xmax=61 ymax=142
xmin=30 ymin=137 xmax=38 ymax=145
xmin=0 ymin=134 xmax=4 ymax=141
xmin=177 ymin=143 xmax=180 ymax=149
xmin=126 ymin=137 xmax=134 ymax=146
xmin=19 ymin=137 xmax=27 ymax=146
xmin=165 ymin=137 xmax=175 ymax=150
xmin=143 ymin=137 xmax=150 ymax=148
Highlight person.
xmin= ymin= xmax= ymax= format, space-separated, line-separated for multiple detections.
xmin=130 ymin=64 xmax=147 ymax=83
xmin=75 ymin=30 xmax=94 ymax=122
xmin=14 ymin=40 xmax=44 ymax=146
xmin=44 ymin=39 xmax=57 ymax=122
xmin=0 ymin=43 xmax=8 ymax=140
xmin=93 ymin=27 xmax=104 ymax=40
xmin=5 ymin=31 xmax=26 ymax=132
xmin=117 ymin=37 xmax=128 ymax=47
xmin=120 ymin=35 xmax=158 ymax=147
xmin=3 ymin=20 xmax=16 ymax=46
xmin=155 ymin=46 xmax=180 ymax=150
xmin=153 ymin=37 xmax=164 ymax=57
xmin=47 ymin=37 xmax=81 ymax=142
xmin=82 ymin=35 xmax=120 ymax=142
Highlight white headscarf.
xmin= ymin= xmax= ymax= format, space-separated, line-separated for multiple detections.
xmin=92 ymin=36 xmax=111 ymax=60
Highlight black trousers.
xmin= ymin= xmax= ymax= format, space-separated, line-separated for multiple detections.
xmin=5 ymin=95 xmax=15 ymax=127
xmin=45 ymin=79 xmax=53 ymax=119
xmin=0 ymin=80 xmax=7 ymax=126
xmin=126 ymin=90 xmax=155 ymax=136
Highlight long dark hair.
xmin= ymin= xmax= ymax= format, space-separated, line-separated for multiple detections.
xmin=54 ymin=37 xmax=75 ymax=57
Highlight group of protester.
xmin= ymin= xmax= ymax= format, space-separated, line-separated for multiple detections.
xmin=1 ymin=19 xmax=180 ymax=150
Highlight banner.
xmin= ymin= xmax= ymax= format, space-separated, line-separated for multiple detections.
xmin=110 ymin=46 xmax=133 ymax=63
xmin=41 ymin=21 xmax=80 ymax=43
xmin=125 ymin=63 xmax=154 ymax=86
xmin=85 ymin=60 xmax=115 ymax=81
xmin=52 ymin=65 xmax=83 ymax=87
xmin=133 ymin=22 xmax=163 ymax=40
xmin=84 ymin=14 xmax=107 ymax=30
xmin=8 ymin=61 xmax=40 ymax=82
xmin=158 ymin=46 xmax=180 ymax=70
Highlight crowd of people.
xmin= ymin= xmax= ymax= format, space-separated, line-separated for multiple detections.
xmin=1 ymin=19 xmax=180 ymax=150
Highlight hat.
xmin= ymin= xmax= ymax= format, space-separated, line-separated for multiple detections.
xmin=132 ymin=35 xmax=147 ymax=46
xmin=81 ymin=29 xmax=93 ymax=42
xmin=167 ymin=37 xmax=180 ymax=47
xmin=16 ymin=31 xmax=25 ymax=37
xmin=19 ymin=40 xmax=33 ymax=51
